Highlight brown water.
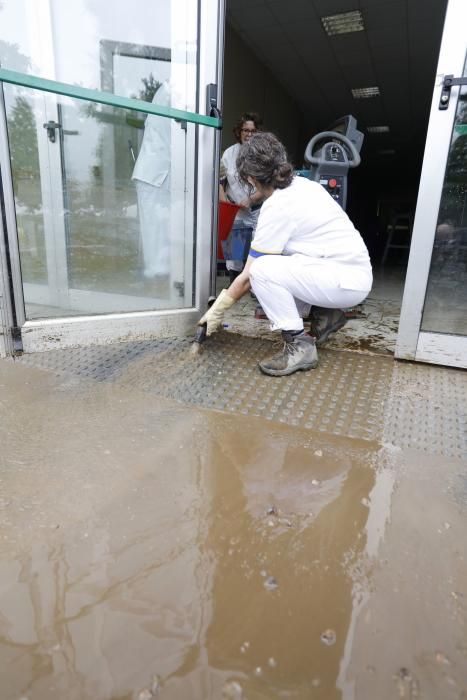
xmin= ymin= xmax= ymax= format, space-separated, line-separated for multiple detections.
xmin=0 ymin=361 xmax=466 ymax=700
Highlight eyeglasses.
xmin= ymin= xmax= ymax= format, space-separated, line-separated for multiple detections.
xmin=241 ymin=128 xmax=256 ymax=134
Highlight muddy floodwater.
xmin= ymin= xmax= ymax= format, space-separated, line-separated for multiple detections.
xmin=0 ymin=361 xmax=466 ymax=700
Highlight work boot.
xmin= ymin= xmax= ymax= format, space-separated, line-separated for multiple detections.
xmin=308 ymin=308 xmax=347 ymax=346
xmin=259 ymin=331 xmax=318 ymax=377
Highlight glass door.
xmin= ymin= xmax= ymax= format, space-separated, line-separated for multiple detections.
xmin=396 ymin=0 xmax=467 ymax=368
xmin=0 ymin=0 xmax=221 ymax=351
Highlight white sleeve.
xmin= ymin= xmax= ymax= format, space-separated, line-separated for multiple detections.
xmin=249 ymin=201 xmax=296 ymax=257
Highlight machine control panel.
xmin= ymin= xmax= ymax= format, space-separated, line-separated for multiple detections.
xmin=319 ymin=176 xmax=344 ymax=206
xmin=325 ymin=143 xmax=346 ymax=162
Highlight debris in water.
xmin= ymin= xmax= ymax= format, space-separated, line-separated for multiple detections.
xmin=222 ymin=681 xmax=243 ymax=700
xmin=150 ymin=675 xmax=161 ymax=694
xmin=254 ymin=666 xmax=263 ymax=676
xmin=240 ymin=641 xmax=250 ymax=653
xmin=268 ymin=657 xmax=277 ymax=668
xmin=311 ymin=479 xmax=320 ymax=486
xmin=320 ymin=629 xmax=336 ymax=646
xmin=435 ymin=651 xmax=451 ymax=665
xmin=136 ymin=691 xmax=153 ymax=700
xmin=393 ymin=667 xmax=420 ymax=698
xmin=266 ymin=506 xmax=278 ymax=516
xmin=134 ymin=674 xmax=161 ymax=700
xmin=264 ymin=575 xmax=278 ymax=591
xmin=314 ymin=449 xmax=323 ymax=457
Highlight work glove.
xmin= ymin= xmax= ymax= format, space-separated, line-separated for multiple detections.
xmin=198 ymin=289 xmax=236 ymax=336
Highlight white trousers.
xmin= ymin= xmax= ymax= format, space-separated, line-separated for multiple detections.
xmin=250 ymin=254 xmax=372 ymax=332
xmin=135 ymin=180 xmax=170 ymax=278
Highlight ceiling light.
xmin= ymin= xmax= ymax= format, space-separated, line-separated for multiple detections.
xmin=352 ymin=86 xmax=380 ymax=99
xmin=367 ymin=125 xmax=390 ymax=133
xmin=321 ymin=10 xmax=364 ymax=36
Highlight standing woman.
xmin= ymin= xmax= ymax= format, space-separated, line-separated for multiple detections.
xmin=219 ymin=112 xmax=264 ymax=282
xmin=199 ymin=132 xmax=373 ymax=377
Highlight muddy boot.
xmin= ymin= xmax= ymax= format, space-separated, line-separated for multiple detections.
xmin=259 ymin=331 xmax=318 ymax=377
xmin=309 ymin=308 xmax=347 ymax=346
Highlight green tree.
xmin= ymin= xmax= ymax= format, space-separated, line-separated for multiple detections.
xmin=8 ymin=95 xmax=41 ymax=210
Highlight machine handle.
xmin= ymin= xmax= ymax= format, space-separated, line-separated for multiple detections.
xmin=304 ymin=130 xmax=361 ymax=168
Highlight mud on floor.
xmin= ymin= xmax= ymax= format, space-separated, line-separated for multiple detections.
xmin=0 ymin=360 xmax=467 ymax=699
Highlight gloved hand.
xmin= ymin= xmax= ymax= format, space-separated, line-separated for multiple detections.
xmin=198 ymin=289 xmax=236 ymax=336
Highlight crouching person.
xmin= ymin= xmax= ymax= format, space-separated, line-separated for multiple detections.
xmin=198 ymin=132 xmax=372 ymax=377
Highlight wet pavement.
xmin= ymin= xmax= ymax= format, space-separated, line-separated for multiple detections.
xmin=1 ymin=339 xmax=467 ymax=699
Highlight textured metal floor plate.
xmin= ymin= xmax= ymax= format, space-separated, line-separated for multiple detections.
xmin=19 ymin=333 xmax=467 ymax=459
xmin=19 ymin=338 xmax=172 ymax=381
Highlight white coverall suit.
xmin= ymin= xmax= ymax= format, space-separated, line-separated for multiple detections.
xmin=132 ymin=82 xmax=171 ymax=278
xmin=249 ymin=176 xmax=373 ymax=330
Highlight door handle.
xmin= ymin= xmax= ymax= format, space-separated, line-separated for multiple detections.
xmin=206 ymin=84 xmax=223 ymax=129
xmin=43 ymin=120 xmax=61 ymax=143
xmin=439 ymin=74 xmax=467 ymax=110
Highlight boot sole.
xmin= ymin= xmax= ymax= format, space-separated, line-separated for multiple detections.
xmin=259 ymin=359 xmax=319 ymax=377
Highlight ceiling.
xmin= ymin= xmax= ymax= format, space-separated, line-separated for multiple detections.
xmin=226 ymin=0 xmax=448 ymax=169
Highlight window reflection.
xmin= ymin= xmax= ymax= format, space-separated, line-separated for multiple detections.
xmin=0 ymin=0 xmax=198 ymax=320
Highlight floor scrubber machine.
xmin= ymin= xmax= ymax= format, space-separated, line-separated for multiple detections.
xmin=298 ymin=114 xmax=364 ymax=210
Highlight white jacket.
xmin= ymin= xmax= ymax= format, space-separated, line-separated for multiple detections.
xmin=132 ymin=81 xmax=171 ymax=188
xmin=221 ymin=142 xmax=260 ymax=229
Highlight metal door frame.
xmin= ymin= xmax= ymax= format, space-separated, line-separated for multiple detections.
xmin=396 ymin=0 xmax=467 ymax=368
xmin=0 ymin=0 xmax=223 ymax=354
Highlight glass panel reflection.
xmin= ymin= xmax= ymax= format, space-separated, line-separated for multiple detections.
xmin=421 ymin=58 xmax=467 ymax=336
xmin=4 ymin=88 xmax=48 ymax=287
xmin=0 ymin=0 xmax=197 ymax=320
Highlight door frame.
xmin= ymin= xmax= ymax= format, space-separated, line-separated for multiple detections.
xmin=0 ymin=0 xmax=223 ymax=354
xmin=396 ymin=0 xmax=467 ymax=368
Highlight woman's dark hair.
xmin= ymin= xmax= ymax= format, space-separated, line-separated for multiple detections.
xmin=232 ymin=111 xmax=262 ymax=143
xmin=236 ymin=132 xmax=294 ymax=190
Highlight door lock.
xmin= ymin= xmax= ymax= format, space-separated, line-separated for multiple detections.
xmin=439 ymin=74 xmax=467 ymax=110
xmin=43 ymin=120 xmax=61 ymax=142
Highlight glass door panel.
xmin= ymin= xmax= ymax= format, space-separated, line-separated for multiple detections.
xmin=0 ymin=0 xmax=198 ymax=319
xmin=2 ymin=86 xmax=48 ymax=289
xmin=421 ymin=58 xmax=467 ymax=336
xmin=396 ymin=0 xmax=467 ymax=368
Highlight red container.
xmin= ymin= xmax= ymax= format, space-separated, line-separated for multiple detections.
xmin=217 ymin=201 xmax=240 ymax=259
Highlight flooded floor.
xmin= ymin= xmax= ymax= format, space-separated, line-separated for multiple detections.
xmin=1 ymin=359 xmax=467 ymax=700
xmin=217 ymin=265 xmax=406 ymax=356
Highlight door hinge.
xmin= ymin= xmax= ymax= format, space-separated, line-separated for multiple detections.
xmin=439 ymin=74 xmax=467 ymax=110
